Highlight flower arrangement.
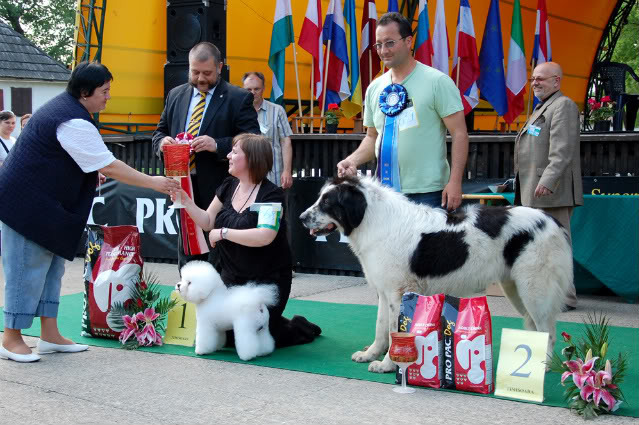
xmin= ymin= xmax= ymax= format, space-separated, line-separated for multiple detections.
xmin=548 ymin=313 xmax=627 ymax=420
xmin=325 ymin=103 xmax=341 ymax=125
xmin=588 ymin=96 xmax=616 ymax=122
xmin=106 ymin=270 xmax=178 ymax=349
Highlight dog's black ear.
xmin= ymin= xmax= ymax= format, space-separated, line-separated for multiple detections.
xmin=337 ymin=183 xmax=367 ymax=235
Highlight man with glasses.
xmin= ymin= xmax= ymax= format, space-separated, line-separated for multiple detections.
xmin=514 ymin=61 xmax=583 ymax=310
xmin=337 ymin=12 xmax=469 ymax=210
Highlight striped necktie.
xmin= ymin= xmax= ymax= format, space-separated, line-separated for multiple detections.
xmin=187 ymin=91 xmax=207 ymax=172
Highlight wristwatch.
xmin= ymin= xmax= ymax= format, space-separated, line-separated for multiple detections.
xmin=220 ymin=227 xmax=228 ymax=240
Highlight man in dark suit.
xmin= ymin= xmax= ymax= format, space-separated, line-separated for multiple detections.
xmin=153 ymin=42 xmax=260 ymax=269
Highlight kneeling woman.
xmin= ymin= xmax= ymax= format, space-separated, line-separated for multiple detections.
xmin=176 ymin=133 xmax=320 ymax=347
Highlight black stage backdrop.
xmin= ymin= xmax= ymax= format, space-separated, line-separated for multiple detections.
xmin=78 ymin=176 xmax=639 ymax=266
xmin=77 ymin=179 xmax=179 ymax=260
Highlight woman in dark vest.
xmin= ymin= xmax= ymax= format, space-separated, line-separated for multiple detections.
xmin=0 ymin=62 xmax=180 ymax=363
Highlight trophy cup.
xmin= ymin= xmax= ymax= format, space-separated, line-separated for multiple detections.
xmin=162 ymin=143 xmax=190 ymax=209
xmin=389 ymin=332 xmax=418 ymax=394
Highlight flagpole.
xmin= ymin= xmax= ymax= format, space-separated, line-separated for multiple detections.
xmin=291 ymin=43 xmax=304 ymax=129
xmin=310 ymin=57 xmax=315 ymax=133
xmin=526 ymin=60 xmax=537 ymax=121
xmin=320 ymin=39 xmax=332 ymax=134
xmin=455 ymin=57 xmax=461 ymax=87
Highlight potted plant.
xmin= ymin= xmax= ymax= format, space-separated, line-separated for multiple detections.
xmin=588 ymin=96 xmax=616 ymax=131
xmin=325 ymin=103 xmax=341 ymax=133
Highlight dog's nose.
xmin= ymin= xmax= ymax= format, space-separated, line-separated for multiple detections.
xmin=176 ymin=283 xmax=181 ymax=289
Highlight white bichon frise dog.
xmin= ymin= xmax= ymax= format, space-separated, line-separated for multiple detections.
xmin=176 ymin=261 xmax=278 ymax=361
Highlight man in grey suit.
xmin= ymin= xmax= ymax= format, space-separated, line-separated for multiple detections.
xmin=514 ymin=61 xmax=583 ymax=310
xmin=152 ymin=42 xmax=260 ymax=269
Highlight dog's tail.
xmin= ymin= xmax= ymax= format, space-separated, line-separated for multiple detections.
xmin=250 ymin=283 xmax=279 ymax=308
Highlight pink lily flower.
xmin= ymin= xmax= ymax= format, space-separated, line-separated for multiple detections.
xmin=561 ymin=353 xmax=599 ymax=389
xmin=119 ymin=314 xmax=139 ymax=344
xmin=135 ymin=308 xmax=161 ymax=346
xmin=580 ymin=363 xmax=618 ymax=411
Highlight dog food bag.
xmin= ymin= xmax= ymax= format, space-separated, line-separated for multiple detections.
xmin=81 ymin=225 xmax=143 ymax=339
xmin=396 ymin=292 xmax=445 ymax=388
xmin=440 ymin=295 xmax=493 ymax=394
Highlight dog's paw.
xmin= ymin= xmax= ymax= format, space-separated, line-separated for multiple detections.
xmin=352 ymin=350 xmax=376 ymax=363
xmin=368 ymin=359 xmax=395 ymax=374
xmin=195 ymin=346 xmax=213 ymax=356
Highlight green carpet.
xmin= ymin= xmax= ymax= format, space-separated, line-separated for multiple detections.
xmin=2 ymin=289 xmax=637 ymax=418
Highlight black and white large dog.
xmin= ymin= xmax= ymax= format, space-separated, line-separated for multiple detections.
xmin=300 ymin=176 xmax=572 ymax=373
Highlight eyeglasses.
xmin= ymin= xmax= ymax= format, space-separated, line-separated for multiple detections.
xmin=529 ymin=75 xmax=559 ymax=83
xmin=373 ymin=37 xmax=407 ymax=51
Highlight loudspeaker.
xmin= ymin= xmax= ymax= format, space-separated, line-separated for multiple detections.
xmin=164 ymin=62 xmax=230 ymax=100
xmin=166 ymin=1 xmax=227 ymax=63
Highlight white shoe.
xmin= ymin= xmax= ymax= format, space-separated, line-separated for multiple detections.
xmin=37 ymin=339 xmax=89 ymax=354
xmin=0 ymin=345 xmax=41 ymax=363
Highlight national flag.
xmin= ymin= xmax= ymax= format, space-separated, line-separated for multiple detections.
xmin=299 ymin=0 xmax=324 ymax=100
xmin=320 ymin=0 xmax=351 ymax=108
xmin=451 ymin=0 xmax=480 ymax=115
xmin=360 ymin=0 xmax=381 ymax=101
xmin=432 ymin=0 xmax=450 ymax=74
xmin=532 ymin=0 xmax=551 ymax=65
xmin=503 ymin=0 xmax=526 ymax=124
xmin=268 ymin=0 xmax=295 ymax=104
xmin=531 ymin=0 xmax=551 ymax=107
xmin=414 ymin=0 xmax=434 ymax=66
xmin=477 ymin=0 xmax=507 ymax=116
xmin=388 ymin=0 xmax=399 ymax=12
xmin=341 ymin=0 xmax=362 ymax=118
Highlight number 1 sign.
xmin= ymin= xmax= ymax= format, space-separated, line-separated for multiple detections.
xmin=164 ymin=291 xmax=197 ymax=347
xmin=495 ymin=328 xmax=549 ymax=403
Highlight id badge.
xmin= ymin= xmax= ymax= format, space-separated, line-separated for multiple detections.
xmin=527 ymin=125 xmax=541 ymax=136
xmin=397 ymin=106 xmax=418 ymax=131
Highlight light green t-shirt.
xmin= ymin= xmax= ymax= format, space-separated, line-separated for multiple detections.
xmin=364 ymin=62 xmax=463 ymax=194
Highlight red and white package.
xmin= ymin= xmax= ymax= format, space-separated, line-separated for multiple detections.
xmin=441 ymin=295 xmax=493 ymax=394
xmin=81 ymin=225 xmax=143 ymax=339
xmin=396 ymin=293 xmax=445 ymax=388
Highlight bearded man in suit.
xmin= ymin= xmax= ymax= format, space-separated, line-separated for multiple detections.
xmin=514 ymin=61 xmax=583 ymax=310
xmin=153 ymin=42 xmax=260 ymax=269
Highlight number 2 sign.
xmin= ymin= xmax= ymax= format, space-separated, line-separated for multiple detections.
xmin=164 ymin=291 xmax=197 ymax=347
xmin=495 ymin=328 xmax=549 ymax=403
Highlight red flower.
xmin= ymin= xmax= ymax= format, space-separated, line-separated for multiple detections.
xmin=327 ymin=103 xmax=339 ymax=110
xmin=138 ymin=280 xmax=148 ymax=290
xmin=562 ymin=331 xmax=572 ymax=342
xmin=600 ymin=95 xmax=611 ymax=103
xmin=175 ymin=132 xmax=194 ymax=142
xmin=124 ymin=299 xmax=133 ymax=309
xmin=592 ymin=102 xmax=602 ymax=110
xmin=136 ymin=298 xmax=144 ymax=309
xmin=588 ymin=98 xmax=596 ymax=105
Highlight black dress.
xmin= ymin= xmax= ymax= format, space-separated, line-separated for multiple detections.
xmin=214 ymin=177 xmax=321 ymax=347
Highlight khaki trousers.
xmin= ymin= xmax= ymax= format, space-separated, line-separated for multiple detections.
xmin=540 ymin=206 xmax=578 ymax=308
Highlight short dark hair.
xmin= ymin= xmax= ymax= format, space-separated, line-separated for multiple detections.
xmin=0 ymin=110 xmax=16 ymax=122
xmin=378 ymin=12 xmax=413 ymax=39
xmin=242 ymin=71 xmax=265 ymax=87
xmin=66 ymin=62 xmax=113 ymax=99
xmin=233 ymin=133 xmax=273 ymax=184
xmin=189 ymin=42 xmax=222 ymax=64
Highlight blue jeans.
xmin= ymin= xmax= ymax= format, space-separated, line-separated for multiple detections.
xmin=2 ymin=223 xmax=66 ymax=329
xmin=405 ymin=191 xmax=444 ymax=209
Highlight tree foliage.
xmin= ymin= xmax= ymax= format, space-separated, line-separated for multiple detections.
xmin=612 ymin=2 xmax=639 ymax=95
xmin=611 ymin=2 xmax=639 ymax=126
xmin=0 ymin=0 xmax=76 ymax=66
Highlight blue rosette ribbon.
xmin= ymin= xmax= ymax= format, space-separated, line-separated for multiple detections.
xmin=377 ymin=84 xmax=408 ymax=191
